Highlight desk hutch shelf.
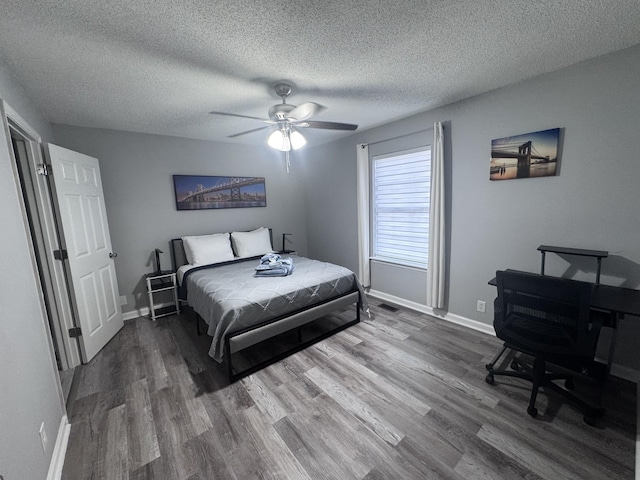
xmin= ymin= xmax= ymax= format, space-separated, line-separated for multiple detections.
xmin=537 ymin=245 xmax=609 ymax=285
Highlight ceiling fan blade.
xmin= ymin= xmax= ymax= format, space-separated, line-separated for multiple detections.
xmin=297 ymin=120 xmax=358 ymax=131
xmin=287 ymin=102 xmax=326 ymax=122
xmin=210 ymin=110 xmax=270 ymax=122
xmin=227 ymin=126 xmax=272 ymax=138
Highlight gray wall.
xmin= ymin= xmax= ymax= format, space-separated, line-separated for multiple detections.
xmin=302 ymin=44 xmax=640 ymax=371
xmin=51 ymin=126 xmax=309 ymax=314
xmin=0 ymin=58 xmax=64 ymax=480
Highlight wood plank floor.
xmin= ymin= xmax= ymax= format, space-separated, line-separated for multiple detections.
xmin=62 ymin=300 xmax=636 ymax=479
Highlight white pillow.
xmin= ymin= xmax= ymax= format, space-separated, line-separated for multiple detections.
xmin=231 ymin=228 xmax=273 ymax=258
xmin=181 ymin=233 xmax=235 ymax=265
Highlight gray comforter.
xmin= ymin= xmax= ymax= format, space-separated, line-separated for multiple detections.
xmin=185 ymin=256 xmax=366 ymax=361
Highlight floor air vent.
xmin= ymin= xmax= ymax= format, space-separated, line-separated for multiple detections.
xmin=378 ymin=303 xmax=399 ymax=312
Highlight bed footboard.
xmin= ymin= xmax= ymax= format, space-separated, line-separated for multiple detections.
xmin=224 ymin=290 xmax=361 ymax=382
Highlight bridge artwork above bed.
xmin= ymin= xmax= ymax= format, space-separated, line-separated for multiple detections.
xmin=170 ymin=227 xmax=367 ymax=382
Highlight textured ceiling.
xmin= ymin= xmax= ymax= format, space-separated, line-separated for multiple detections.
xmin=1 ymin=0 xmax=640 ymax=147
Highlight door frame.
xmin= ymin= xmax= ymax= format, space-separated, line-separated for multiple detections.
xmin=1 ymin=100 xmax=81 ymax=369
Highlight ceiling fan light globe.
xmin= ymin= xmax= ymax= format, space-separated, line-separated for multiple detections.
xmin=268 ymin=129 xmax=291 ymax=151
xmin=290 ymin=130 xmax=307 ymax=150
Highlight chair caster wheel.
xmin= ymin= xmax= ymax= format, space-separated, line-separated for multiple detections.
xmin=527 ymin=406 xmax=538 ymax=417
xmin=564 ymin=378 xmax=575 ymax=390
xmin=485 ymin=374 xmax=495 ymax=385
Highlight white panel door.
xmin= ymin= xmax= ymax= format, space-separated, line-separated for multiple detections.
xmin=47 ymin=144 xmax=123 ymax=362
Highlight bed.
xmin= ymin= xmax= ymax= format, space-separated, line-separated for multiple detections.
xmin=170 ymin=228 xmax=366 ymax=382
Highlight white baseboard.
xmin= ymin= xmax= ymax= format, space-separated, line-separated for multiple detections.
xmin=367 ymin=289 xmax=495 ymax=336
xmin=366 ymin=290 xmax=639 ymax=383
xmin=47 ymin=415 xmax=70 ymax=480
xmin=610 ymin=363 xmax=640 ymax=384
xmin=122 ymin=301 xmax=184 ymax=322
xmin=122 ymin=306 xmax=149 ymax=321
xmin=368 ymin=289 xmax=435 ymax=316
xmin=439 ymin=311 xmax=496 ymax=337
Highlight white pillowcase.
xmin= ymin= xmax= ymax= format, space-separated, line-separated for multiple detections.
xmin=182 ymin=233 xmax=235 ymax=265
xmin=231 ymin=228 xmax=273 ymax=258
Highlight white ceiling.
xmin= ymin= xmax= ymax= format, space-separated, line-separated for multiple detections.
xmin=1 ymin=0 xmax=640 ymax=147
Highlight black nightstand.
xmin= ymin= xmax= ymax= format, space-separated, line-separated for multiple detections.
xmin=145 ymin=270 xmax=180 ymax=320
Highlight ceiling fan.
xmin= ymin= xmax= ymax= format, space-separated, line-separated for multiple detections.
xmin=210 ymin=83 xmax=358 ymax=153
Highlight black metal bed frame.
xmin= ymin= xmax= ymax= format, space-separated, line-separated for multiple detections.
xmin=223 ymin=290 xmax=361 ymax=382
xmin=170 ymin=233 xmax=362 ymax=383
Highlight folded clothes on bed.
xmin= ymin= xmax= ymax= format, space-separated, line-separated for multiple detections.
xmin=255 ymin=254 xmax=294 ymax=277
xmin=260 ymin=253 xmax=282 ymax=266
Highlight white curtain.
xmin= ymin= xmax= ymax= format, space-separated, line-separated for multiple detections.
xmin=427 ymin=122 xmax=445 ymax=308
xmin=356 ymin=143 xmax=371 ymax=287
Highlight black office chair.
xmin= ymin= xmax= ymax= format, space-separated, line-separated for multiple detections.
xmin=485 ymin=270 xmax=605 ymax=425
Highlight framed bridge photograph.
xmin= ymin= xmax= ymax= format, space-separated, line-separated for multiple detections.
xmin=173 ymin=175 xmax=267 ymax=210
xmin=490 ymin=128 xmax=561 ymax=181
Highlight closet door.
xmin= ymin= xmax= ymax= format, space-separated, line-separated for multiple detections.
xmin=47 ymin=144 xmax=123 ymax=362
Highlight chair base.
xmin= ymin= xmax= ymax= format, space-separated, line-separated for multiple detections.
xmin=486 ymin=347 xmax=605 ymax=426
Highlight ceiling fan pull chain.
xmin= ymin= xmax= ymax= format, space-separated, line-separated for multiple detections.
xmin=286 ymin=151 xmax=291 ymax=173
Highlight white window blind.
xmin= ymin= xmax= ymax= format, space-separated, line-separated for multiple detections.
xmin=372 ymin=147 xmax=431 ymax=268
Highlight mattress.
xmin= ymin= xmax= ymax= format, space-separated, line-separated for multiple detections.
xmin=184 ymin=256 xmax=365 ymax=361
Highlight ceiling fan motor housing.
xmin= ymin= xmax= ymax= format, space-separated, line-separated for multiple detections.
xmin=269 ymin=83 xmax=296 ymax=120
xmin=269 ymin=103 xmax=296 ymax=121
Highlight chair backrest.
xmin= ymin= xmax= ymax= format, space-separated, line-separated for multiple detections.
xmin=494 ymin=270 xmax=601 ymax=360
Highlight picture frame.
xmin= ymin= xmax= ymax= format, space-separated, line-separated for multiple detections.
xmin=490 ymin=128 xmax=561 ymax=181
xmin=173 ymin=175 xmax=267 ymax=210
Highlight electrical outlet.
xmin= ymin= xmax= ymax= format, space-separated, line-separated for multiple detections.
xmin=39 ymin=422 xmax=47 ymax=452
xmin=120 ymin=295 xmax=128 ymax=306
xmin=476 ymin=300 xmax=486 ymax=313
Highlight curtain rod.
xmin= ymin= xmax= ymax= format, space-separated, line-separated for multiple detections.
xmin=362 ymin=126 xmax=434 ymax=147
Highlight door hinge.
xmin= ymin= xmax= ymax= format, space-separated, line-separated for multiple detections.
xmin=53 ymin=249 xmax=68 ymax=260
xmin=37 ymin=163 xmax=52 ymax=176
xmin=68 ymin=327 xmax=82 ymax=338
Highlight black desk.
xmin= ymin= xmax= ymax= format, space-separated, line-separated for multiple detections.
xmin=488 ymin=270 xmax=640 ymax=371
xmin=488 ymin=270 xmax=640 ymax=320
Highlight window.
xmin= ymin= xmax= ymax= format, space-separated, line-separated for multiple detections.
xmin=372 ymin=147 xmax=431 ymax=268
